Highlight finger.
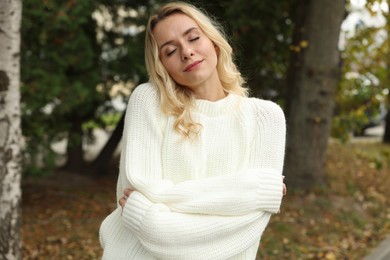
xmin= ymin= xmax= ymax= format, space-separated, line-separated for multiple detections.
xmin=119 ymin=194 xmax=129 ymax=207
xmin=119 ymin=197 xmax=126 ymax=207
xmin=123 ymin=188 xmax=133 ymax=197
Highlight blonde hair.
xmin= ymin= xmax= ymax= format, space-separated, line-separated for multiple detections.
xmin=145 ymin=1 xmax=248 ymax=138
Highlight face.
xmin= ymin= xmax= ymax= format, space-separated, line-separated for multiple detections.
xmin=153 ymin=13 xmax=220 ymax=90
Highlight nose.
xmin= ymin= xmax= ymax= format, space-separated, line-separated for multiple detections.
xmin=182 ymin=47 xmax=194 ymax=60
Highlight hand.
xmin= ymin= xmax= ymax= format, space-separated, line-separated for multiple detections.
xmin=119 ymin=188 xmax=134 ymax=208
xmin=277 ymin=176 xmax=287 ymax=214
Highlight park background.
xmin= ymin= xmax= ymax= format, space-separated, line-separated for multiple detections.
xmin=1 ymin=0 xmax=390 ymax=259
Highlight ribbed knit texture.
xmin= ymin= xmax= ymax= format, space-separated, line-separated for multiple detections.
xmin=99 ymin=83 xmax=286 ymax=260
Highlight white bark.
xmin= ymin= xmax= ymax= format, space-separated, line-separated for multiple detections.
xmin=0 ymin=0 xmax=23 ymax=259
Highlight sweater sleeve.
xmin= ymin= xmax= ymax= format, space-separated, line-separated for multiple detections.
xmin=248 ymin=98 xmax=286 ymax=173
xmin=121 ymin=191 xmax=271 ymax=260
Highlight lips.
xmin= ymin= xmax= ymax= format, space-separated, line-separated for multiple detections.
xmin=184 ymin=60 xmax=204 ymax=72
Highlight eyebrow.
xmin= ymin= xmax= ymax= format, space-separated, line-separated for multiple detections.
xmin=159 ymin=27 xmax=199 ymax=50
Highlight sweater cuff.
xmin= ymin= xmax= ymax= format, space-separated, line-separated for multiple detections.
xmin=255 ymin=169 xmax=283 ymax=213
xmin=121 ymin=191 xmax=153 ymax=235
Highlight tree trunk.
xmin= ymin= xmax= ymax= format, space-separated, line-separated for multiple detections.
xmin=64 ymin=119 xmax=86 ymax=172
xmin=0 ymin=0 xmax=23 ymax=259
xmin=284 ymin=0 xmax=345 ymax=191
xmin=90 ymin=111 xmax=125 ymax=176
xmin=383 ymin=11 xmax=390 ymax=144
xmin=384 ymin=101 xmax=390 ymax=143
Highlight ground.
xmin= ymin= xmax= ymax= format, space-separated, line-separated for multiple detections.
xmin=22 ymin=172 xmax=116 ymax=260
xmin=22 ymin=141 xmax=390 ymax=260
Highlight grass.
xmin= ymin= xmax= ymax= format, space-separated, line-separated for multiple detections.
xmin=22 ymin=141 xmax=390 ymax=259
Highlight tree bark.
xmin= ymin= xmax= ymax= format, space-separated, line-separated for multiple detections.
xmin=64 ymin=118 xmax=86 ymax=172
xmin=90 ymin=111 xmax=125 ymax=176
xmin=383 ymin=10 xmax=390 ymax=144
xmin=383 ymin=100 xmax=390 ymax=143
xmin=284 ymin=0 xmax=345 ymax=191
xmin=0 ymin=0 xmax=23 ymax=259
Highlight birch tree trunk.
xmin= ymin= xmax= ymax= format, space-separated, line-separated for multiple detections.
xmin=0 ymin=0 xmax=23 ymax=259
xmin=284 ymin=0 xmax=345 ymax=191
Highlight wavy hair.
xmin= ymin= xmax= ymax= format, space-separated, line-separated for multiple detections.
xmin=145 ymin=1 xmax=248 ymax=138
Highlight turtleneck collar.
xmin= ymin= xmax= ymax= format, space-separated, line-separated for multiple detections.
xmin=194 ymin=93 xmax=242 ymax=117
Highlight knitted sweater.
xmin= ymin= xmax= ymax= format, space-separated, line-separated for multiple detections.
xmin=99 ymin=83 xmax=286 ymax=260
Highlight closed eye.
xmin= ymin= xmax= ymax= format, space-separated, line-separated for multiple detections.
xmin=167 ymin=49 xmax=176 ymax=56
xmin=190 ymin=36 xmax=200 ymax=42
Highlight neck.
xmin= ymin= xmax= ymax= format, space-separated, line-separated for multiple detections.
xmin=193 ymin=86 xmax=226 ymax=101
xmin=191 ymin=73 xmax=226 ymax=101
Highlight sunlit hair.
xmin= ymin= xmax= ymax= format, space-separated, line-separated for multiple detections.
xmin=145 ymin=1 xmax=248 ymax=138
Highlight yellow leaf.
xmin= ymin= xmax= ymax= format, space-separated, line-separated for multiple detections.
xmin=325 ymin=252 xmax=336 ymax=260
xmin=300 ymin=40 xmax=309 ymax=48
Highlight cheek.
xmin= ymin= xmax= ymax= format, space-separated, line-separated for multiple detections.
xmin=203 ymin=42 xmax=218 ymax=63
xmin=161 ymin=59 xmax=182 ymax=80
xmin=208 ymin=47 xmax=218 ymax=66
xmin=161 ymin=59 xmax=175 ymax=73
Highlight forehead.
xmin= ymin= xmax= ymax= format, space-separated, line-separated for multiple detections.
xmin=153 ymin=13 xmax=199 ymax=46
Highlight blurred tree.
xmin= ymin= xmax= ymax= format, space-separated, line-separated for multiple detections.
xmin=382 ymin=0 xmax=390 ymax=143
xmin=0 ymin=0 xmax=23 ymax=258
xmin=21 ymin=0 xmax=150 ymax=175
xmin=21 ymin=0 xmax=102 ymax=173
xmin=384 ymin=101 xmax=390 ymax=143
xmin=88 ymin=1 xmax=151 ymax=175
xmin=284 ymin=0 xmax=345 ymax=191
xmin=333 ymin=0 xmax=389 ymax=142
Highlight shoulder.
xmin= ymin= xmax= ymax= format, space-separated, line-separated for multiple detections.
xmin=244 ymin=97 xmax=286 ymax=126
xmin=130 ymin=82 xmax=160 ymax=104
xmin=125 ymin=83 xmax=166 ymax=129
xmin=125 ymin=83 xmax=164 ymax=120
xmin=127 ymin=83 xmax=161 ymax=111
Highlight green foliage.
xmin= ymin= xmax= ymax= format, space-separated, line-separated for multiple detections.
xmin=221 ymin=0 xmax=292 ymax=100
xmin=84 ymin=112 xmax=122 ymax=131
xmin=332 ymin=3 xmax=389 ymax=141
xmin=94 ymin=2 xmax=151 ymax=85
xmin=20 ymin=0 xmax=152 ymax=175
xmin=21 ymin=0 xmax=104 ymax=174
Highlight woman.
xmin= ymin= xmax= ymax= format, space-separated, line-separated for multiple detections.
xmin=99 ymin=2 xmax=286 ymax=259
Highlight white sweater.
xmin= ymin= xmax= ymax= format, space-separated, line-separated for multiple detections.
xmin=99 ymin=83 xmax=286 ymax=260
